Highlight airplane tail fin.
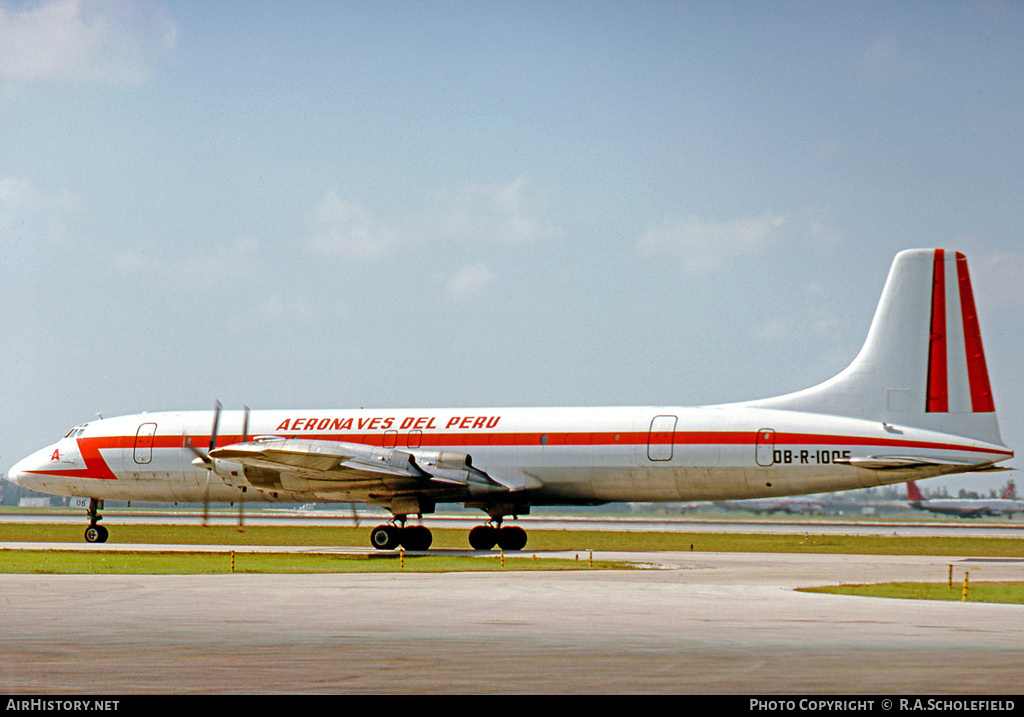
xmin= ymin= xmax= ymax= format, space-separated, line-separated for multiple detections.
xmin=905 ymin=480 xmax=925 ymax=503
xmin=751 ymin=249 xmax=1006 ymax=448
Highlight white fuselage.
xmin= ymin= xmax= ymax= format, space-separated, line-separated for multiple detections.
xmin=10 ymin=404 xmax=1011 ymax=508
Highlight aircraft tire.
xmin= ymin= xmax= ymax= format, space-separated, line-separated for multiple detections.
xmin=497 ymin=526 xmax=527 ymax=551
xmin=468 ymin=525 xmax=497 ymax=551
xmin=401 ymin=525 xmax=432 ymax=551
xmin=84 ymin=525 xmax=108 ymax=544
xmin=370 ymin=525 xmax=402 ymax=550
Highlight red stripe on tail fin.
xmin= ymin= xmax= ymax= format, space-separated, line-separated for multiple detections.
xmin=926 ymin=249 xmax=948 ymax=413
xmin=956 ymin=252 xmax=995 ymax=412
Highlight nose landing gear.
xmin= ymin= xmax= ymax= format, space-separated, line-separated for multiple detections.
xmin=84 ymin=498 xmax=108 ymax=543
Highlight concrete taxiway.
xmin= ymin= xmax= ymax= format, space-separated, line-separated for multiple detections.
xmin=2 ymin=547 xmax=1023 ymax=694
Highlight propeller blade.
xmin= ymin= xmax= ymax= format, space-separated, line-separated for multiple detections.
xmin=242 ymin=405 xmax=250 ymax=444
xmin=208 ymin=400 xmax=222 ymax=454
xmin=202 ymin=472 xmax=211 ymax=527
xmin=185 ymin=437 xmax=211 ymax=465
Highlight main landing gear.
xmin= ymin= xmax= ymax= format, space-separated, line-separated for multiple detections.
xmin=84 ymin=498 xmax=108 ymax=544
xmin=370 ymin=519 xmax=433 ymax=551
xmin=368 ymin=516 xmax=528 ymax=552
xmin=469 ymin=520 xmax=527 ymax=551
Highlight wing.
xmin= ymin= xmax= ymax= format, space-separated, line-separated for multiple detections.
xmin=208 ymin=437 xmax=530 ymax=504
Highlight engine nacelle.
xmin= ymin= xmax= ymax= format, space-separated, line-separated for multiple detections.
xmin=411 ymin=450 xmax=481 ymax=483
xmin=209 ymin=458 xmax=249 ymax=488
xmin=381 ymin=448 xmax=504 ymax=493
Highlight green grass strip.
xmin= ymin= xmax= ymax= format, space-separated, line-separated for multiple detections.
xmin=0 ymin=549 xmax=625 ymax=575
xmin=800 ymin=581 xmax=1024 ymax=604
xmin=2 ymin=522 xmax=1023 ymax=556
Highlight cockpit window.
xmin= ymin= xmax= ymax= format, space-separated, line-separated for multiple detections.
xmin=64 ymin=425 xmax=88 ymax=438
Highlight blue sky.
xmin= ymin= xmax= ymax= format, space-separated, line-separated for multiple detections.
xmin=2 ymin=0 xmax=1023 ymax=493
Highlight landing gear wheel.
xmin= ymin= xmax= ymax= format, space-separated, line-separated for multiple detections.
xmin=400 ymin=525 xmax=433 ymax=551
xmin=84 ymin=525 xmax=108 ymax=544
xmin=370 ymin=524 xmax=402 ymax=550
xmin=468 ymin=525 xmax=498 ymax=551
xmin=83 ymin=498 xmax=106 ymax=544
xmin=497 ymin=526 xmax=528 ymax=551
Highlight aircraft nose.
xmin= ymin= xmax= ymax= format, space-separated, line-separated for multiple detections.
xmin=7 ymin=458 xmax=27 ymax=487
xmin=7 ymin=449 xmax=51 ymax=489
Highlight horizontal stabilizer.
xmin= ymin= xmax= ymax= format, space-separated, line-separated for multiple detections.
xmin=839 ymin=455 xmax=1003 ymax=472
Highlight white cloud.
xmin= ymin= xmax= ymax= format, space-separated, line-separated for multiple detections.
xmin=0 ymin=177 xmax=80 ymax=237
xmin=754 ymin=317 xmax=791 ymax=344
xmin=973 ymin=251 xmax=1024 ymax=309
xmin=308 ymin=178 xmax=563 ymax=262
xmin=444 ymin=261 xmax=495 ymax=303
xmin=854 ymin=35 xmax=923 ymax=88
xmin=0 ymin=0 xmax=177 ymax=85
xmin=308 ymin=190 xmax=395 ymax=261
xmin=754 ymin=310 xmax=848 ymax=347
xmin=111 ymin=236 xmax=262 ymax=294
xmin=0 ymin=177 xmax=37 ymax=208
xmin=0 ymin=177 xmax=77 ymax=212
xmin=751 ymin=282 xmax=857 ymax=381
xmin=260 ymin=294 xmax=317 ymax=324
xmin=429 ymin=178 xmax=565 ymax=245
xmin=637 ymin=212 xmax=788 ymax=273
xmin=637 ymin=207 xmax=839 ymax=273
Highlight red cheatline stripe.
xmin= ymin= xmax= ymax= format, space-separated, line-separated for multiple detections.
xmin=956 ymin=252 xmax=995 ymax=412
xmin=196 ymin=430 xmax=1009 ymax=455
xmin=25 ymin=430 xmax=1011 ymax=481
xmin=926 ymin=249 xmax=948 ymax=413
